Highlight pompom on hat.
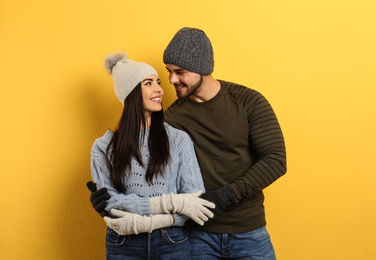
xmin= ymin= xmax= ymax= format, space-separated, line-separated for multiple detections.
xmin=163 ymin=27 xmax=214 ymax=75
xmin=104 ymin=52 xmax=158 ymax=104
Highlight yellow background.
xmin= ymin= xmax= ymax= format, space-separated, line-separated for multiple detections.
xmin=1 ymin=0 xmax=375 ymax=259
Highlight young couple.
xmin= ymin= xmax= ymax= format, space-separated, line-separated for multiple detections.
xmin=89 ymin=27 xmax=287 ymax=260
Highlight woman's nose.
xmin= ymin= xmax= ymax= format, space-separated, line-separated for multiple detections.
xmin=154 ymin=84 xmax=162 ymax=93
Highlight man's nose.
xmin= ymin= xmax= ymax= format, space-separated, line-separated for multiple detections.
xmin=169 ymin=73 xmax=179 ymax=85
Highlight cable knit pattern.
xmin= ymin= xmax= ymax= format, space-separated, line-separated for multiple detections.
xmin=90 ymin=123 xmax=205 ymax=226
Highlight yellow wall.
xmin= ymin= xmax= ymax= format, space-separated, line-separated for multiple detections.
xmin=1 ymin=0 xmax=375 ymax=259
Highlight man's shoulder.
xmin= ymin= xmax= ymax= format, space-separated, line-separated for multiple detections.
xmin=219 ymin=80 xmax=263 ymax=105
xmin=164 ymin=98 xmax=187 ymax=119
xmin=220 ymin=79 xmax=255 ymax=95
xmin=166 ymin=98 xmax=185 ymax=110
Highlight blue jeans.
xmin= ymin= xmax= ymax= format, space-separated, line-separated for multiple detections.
xmin=106 ymin=226 xmax=190 ymax=260
xmin=189 ymin=226 xmax=276 ymax=260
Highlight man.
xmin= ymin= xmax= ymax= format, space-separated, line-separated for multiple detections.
xmin=162 ymin=27 xmax=286 ymax=259
xmin=89 ymin=27 xmax=287 ymax=259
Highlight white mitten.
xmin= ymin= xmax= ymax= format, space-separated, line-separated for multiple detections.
xmin=104 ymin=209 xmax=174 ymax=235
xmin=149 ymin=191 xmax=215 ymax=226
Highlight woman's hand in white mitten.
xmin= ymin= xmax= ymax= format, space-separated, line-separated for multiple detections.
xmin=104 ymin=209 xmax=174 ymax=235
xmin=149 ymin=191 xmax=215 ymax=226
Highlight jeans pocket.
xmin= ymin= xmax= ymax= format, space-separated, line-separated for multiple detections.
xmin=106 ymin=228 xmax=126 ymax=246
xmin=163 ymin=228 xmax=188 ymax=244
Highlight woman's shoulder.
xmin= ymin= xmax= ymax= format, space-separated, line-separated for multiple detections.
xmin=164 ymin=122 xmax=192 ymax=148
xmin=164 ymin=122 xmax=189 ymax=138
xmin=91 ymin=130 xmax=114 ymax=155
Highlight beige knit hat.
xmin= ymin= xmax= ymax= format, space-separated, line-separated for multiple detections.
xmin=104 ymin=52 xmax=158 ymax=104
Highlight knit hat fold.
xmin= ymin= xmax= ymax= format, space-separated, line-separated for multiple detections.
xmin=104 ymin=52 xmax=158 ymax=104
xmin=163 ymin=27 xmax=214 ymax=75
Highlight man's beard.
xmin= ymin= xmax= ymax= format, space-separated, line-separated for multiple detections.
xmin=176 ymin=75 xmax=203 ymax=99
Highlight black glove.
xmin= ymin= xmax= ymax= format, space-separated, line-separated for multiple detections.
xmin=200 ymin=185 xmax=239 ymax=219
xmin=86 ymin=181 xmax=110 ymax=217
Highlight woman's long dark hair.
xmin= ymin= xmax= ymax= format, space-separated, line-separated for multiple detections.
xmin=106 ymin=83 xmax=170 ymax=193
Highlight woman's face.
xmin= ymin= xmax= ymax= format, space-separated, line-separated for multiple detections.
xmin=141 ymin=74 xmax=163 ymax=118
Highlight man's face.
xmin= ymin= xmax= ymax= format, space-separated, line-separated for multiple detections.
xmin=166 ymin=64 xmax=203 ymax=99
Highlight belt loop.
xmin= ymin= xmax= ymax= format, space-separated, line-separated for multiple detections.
xmin=160 ymin=228 xmax=167 ymax=238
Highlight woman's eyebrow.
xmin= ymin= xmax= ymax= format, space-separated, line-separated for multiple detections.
xmin=142 ymin=78 xmax=153 ymax=83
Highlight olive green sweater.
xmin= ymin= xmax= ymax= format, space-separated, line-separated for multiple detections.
xmin=165 ymin=80 xmax=287 ymax=234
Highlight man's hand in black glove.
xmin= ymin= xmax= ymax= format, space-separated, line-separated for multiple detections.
xmin=200 ymin=185 xmax=239 ymax=219
xmin=86 ymin=181 xmax=110 ymax=217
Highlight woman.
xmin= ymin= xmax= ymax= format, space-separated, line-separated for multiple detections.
xmin=90 ymin=52 xmax=214 ymax=259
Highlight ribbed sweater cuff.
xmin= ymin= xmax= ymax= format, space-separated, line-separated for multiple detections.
xmin=135 ymin=197 xmax=152 ymax=216
xmin=172 ymin=213 xmax=188 ymax=226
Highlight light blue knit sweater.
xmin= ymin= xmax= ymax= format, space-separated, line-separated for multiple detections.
xmin=91 ymin=123 xmax=205 ymax=226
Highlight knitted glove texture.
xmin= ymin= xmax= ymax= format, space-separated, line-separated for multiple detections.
xmin=86 ymin=181 xmax=110 ymax=217
xmin=200 ymin=185 xmax=239 ymax=219
xmin=104 ymin=209 xmax=174 ymax=235
xmin=149 ymin=191 xmax=215 ymax=226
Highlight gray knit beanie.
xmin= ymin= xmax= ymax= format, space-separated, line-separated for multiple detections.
xmin=163 ymin=27 xmax=214 ymax=75
xmin=104 ymin=52 xmax=158 ymax=104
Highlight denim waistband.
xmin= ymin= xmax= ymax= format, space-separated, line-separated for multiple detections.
xmin=109 ymin=226 xmax=186 ymax=238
